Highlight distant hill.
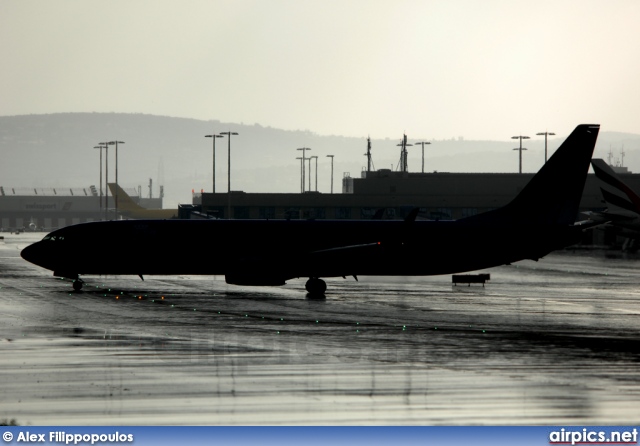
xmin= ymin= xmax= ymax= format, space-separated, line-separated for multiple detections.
xmin=2 ymin=113 xmax=639 ymax=208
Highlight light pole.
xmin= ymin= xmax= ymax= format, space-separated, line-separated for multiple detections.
xmin=220 ymin=131 xmax=239 ymax=219
xmin=326 ymin=155 xmax=334 ymax=194
xmin=414 ymin=141 xmax=431 ymax=173
xmin=307 ymin=157 xmax=312 ymax=192
xmin=511 ymin=135 xmax=530 ymax=174
xmin=93 ymin=144 xmax=107 ymax=218
xmin=536 ymin=131 xmax=555 ymax=163
xmin=296 ymin=147 xmax=310 ymax=193
xmin=205 ymin=134 xmax=224 ymax=193
xmin=296 ymin=157 xmax=304 ymax=193
xmin=99 ymin=141 xmax=110 ymax=219
xmin=310 ymin=155 xmax=318 ymax=191
xmin=108 ymin=140 xmax=125 ymax=220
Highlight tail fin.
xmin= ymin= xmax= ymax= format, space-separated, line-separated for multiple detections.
xmin=464 ymin=124 xmax=600 ymax=225
xmin=107 ymin=183 xmax=145 ymax=212
xmin=591 ymin=158 xmax=640 ymax=214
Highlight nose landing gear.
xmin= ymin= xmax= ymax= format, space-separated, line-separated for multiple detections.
xmin=72 ymin=279 xmax=84 ymax=291
xmin=305 ymin=277 xmax=326 ymax=295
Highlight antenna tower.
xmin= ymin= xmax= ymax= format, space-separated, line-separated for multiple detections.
xmin=365 ymin=136 xmax=375 ymax=172
xmin=396 ymin=134 xmax=412 ymax=172
xmin=607 ymin=145 xmax=614 ymax=165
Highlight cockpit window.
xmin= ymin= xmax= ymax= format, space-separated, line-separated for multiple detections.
xmin=42 ymin=235 xmax=65 ymax=241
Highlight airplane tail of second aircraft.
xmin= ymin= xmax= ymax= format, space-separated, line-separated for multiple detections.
xmin=591 ymin=158 xmax=640 ymax=214
xmin=463 ymin=124 xmax=600 ymax=226
xmin=107 ymin=183 xmax=146 ymax=212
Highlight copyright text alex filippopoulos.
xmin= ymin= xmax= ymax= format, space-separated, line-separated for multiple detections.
xmin=3 ymin=430 xmax=134 ymax=445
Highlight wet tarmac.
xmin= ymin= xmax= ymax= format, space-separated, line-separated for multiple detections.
xmin=1 ymin=232 xmax=640 ymax=425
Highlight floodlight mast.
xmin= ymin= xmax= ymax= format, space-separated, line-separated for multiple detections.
xmin=512 ymin=135 xmax=530 ymax=174
xmin=205 ymin=134 xmax=224 ymax=193
xmin=296 ymin=157 xmax=304 ymax=193
xmin=219 ymin=131 xmax=239 ymax=218
xmin=310 ymin=155 xmax=318 ymax=191
xmin=99 ymin=141 xmax=110 ymax=219
xmin=93 ymin=144 xmax=107 ymax=218
xmin=414 ymin=141 xmax=431 ymax=173
xmin=107 ymin=141 xmax=125 ymax=219
xmin=326 ymin=155 xmax=334 ymax=193
xmin=296 ymin=147 xmax=310 ymax=192
xmin=536 ymin=131 xmax=555 ymax=163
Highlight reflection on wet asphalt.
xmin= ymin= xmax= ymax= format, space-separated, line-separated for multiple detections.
xmin=1 ymin=233 xmax=640 ymax=424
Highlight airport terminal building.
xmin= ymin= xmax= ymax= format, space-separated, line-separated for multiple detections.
xmin=0 ymin=186 xmax=162 ymax=231
xmin=6 ymin=165 xmax=640 ymax=248
xmin=197 ymin=169 xmax=640 ymax=221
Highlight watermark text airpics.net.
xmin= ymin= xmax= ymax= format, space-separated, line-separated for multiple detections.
xmin=550 ymin=428 xmax=638 ymax=445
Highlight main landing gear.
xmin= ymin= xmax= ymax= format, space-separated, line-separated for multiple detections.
xmin=305 ymin=278 xmax=326 ymax=295
xmin=72 ymin=279 xmax=84 ymax=291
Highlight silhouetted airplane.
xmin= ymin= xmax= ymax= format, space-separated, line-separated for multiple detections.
xmin=589 ymin=158 xmax=640 ymax=242
xmin=107 ymin=183 xmax=178 ymax=219
xmin=21 ymin=124 xmax=600 ymax=294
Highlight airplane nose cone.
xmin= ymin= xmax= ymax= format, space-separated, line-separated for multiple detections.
xmin=21 ymin=242 xmax=47 ymax=268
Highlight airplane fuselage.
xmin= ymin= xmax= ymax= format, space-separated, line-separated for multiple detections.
xmin=21 ymin=218 xmax=583 ymax=284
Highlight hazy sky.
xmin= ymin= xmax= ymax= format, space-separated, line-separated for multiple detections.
xmin=2 ymin=0 xmax=639 ymax=140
